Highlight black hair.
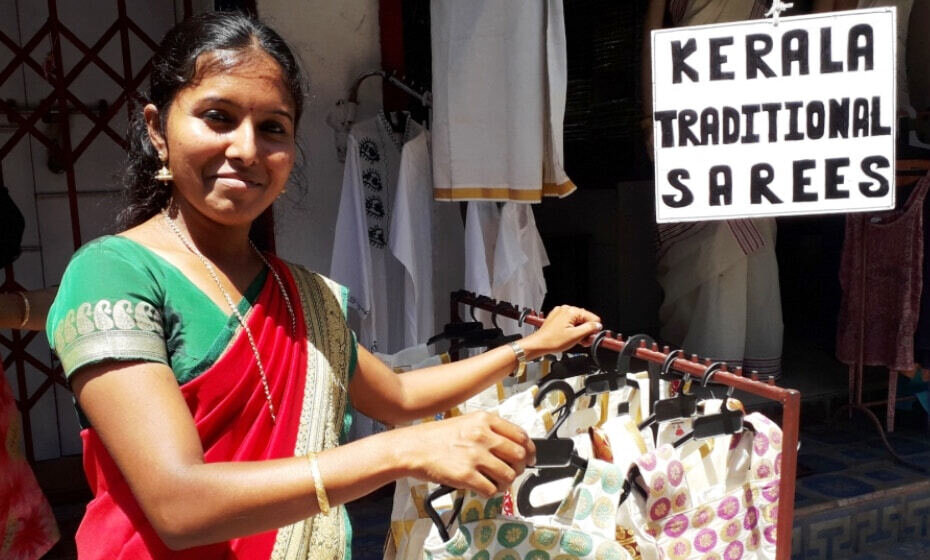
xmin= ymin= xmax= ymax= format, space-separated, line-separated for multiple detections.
xmin=116 ymin=11 xmax=304 ymax=246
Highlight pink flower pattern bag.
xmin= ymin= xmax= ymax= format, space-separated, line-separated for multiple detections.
xmin=623 ymin=412 xmax=781 ymax=560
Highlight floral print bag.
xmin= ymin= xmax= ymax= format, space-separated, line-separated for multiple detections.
xmin=422 ymin=458 xmax=635 ymax=560
xmin=622 ymin=412 xmax=782 ymax=560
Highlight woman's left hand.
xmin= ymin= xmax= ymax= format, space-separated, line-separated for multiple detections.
xmin=520 ymin=304 xmax=602 ymax=359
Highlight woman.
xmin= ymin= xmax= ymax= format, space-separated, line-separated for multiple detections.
xmin=45 ymin=12 xmax=602 ymax=559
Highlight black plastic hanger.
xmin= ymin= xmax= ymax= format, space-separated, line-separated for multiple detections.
xmin=672 ymin=363 xmax=743 ymax=449
xmin=424 ymin=485 xmax=464 ymax=542
xmin=515 ymin=456 xmax=587 ymax=516
xmin=426 ymin=321 xmax=483 ymax=346
xmin=585 ymin=334 xmax=650 ymax=397
xmin=637 ymin=350 xmax=696 ymax=431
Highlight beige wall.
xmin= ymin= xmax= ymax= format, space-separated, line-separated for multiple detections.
xmin=259 ymin=1 xmax=384 ymax=272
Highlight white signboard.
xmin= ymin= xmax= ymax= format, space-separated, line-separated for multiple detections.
xmin=651 ymin=8 xmax=896 ymax=223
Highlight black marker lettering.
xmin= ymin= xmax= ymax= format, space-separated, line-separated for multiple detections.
xmin=710 ymin=37 xmax=735 ymax=80
xmin=751 ymin=163 xmax=782 ymax=204
xmin=664 ymin=169 xmax=695 ymax=208
xmin=824 ymin=157 xmax=850 ymax=199
xmin=746 ymin=34 xmax=776 ymax=79
xmin=859 ymin=155 xmax=890 ymax=197
xmin=671 ymin=39 xmax=699 ymax=83
xmin=709 ymin=166 xmax=733 ymax=206
xmin=793 ymin=159 xmax=817 ymax=202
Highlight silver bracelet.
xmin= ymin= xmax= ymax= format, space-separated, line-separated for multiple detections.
xmin=508 ymin=341 xmax=527 ymax=378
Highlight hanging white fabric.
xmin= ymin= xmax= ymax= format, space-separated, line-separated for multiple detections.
xmin=430 ymin=0 xmax=575 ymax=202
xmin=331 ymin=113 xmax=464 ymax=353
xmin=464 ymin=202 xmax=550 ymax=338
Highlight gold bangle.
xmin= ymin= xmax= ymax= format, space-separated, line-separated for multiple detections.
xmin=307 ymin=451 xmax=330 ymax=515
xmin=16 ymin=291 xmax=30 ymax=329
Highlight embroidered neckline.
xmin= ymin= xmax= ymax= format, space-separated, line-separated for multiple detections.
xmin=377 ymin=110 xmax=413 ymax=152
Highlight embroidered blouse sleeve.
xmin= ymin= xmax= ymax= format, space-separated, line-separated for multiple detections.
xmin=47 ymin=240 xmax=168 ymax=378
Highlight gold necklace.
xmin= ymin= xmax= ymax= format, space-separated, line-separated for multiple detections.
xmin=162 ymin=211 xmax=296 ymax=424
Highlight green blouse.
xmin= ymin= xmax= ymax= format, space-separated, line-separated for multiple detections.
xmin=47 ymin=235 xmax=267 ymax=383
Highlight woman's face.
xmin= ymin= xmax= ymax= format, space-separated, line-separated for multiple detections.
xmin=149 ymin=49 xmax=296 ymax=228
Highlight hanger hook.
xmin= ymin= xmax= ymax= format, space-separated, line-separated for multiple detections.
xmin=700 ymin=362 xmax=728 ymax=388
xmin=469 ymin=303 xmax=479 ymax=322
xmin=518 ymin=307 xmax=531 ymax=328
xmin=614 ymin=334 xmax=655 ymax=377
xmin=660 ymin=349 xmax=684 ymax=379
xmin=589 ymin=330 xmax=611 ymax=368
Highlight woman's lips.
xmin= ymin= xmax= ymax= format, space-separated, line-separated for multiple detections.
xmin=212 ymin=174 xmax=262 ymax=189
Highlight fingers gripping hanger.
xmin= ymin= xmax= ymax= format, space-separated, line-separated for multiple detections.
xmin=515 ymin=335 xmax=620 ymax=517
xmin=517 ymin=372 xmax=595 ymax=516
xmin=542 ymin=330 xmax=607 ymax=383
xmin=428 ymin=370 xmax=598 ymax=529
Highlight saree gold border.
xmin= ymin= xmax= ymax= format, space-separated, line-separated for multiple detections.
xmin=272 ymin=265 xmax=352 ymax=560
xmin=432 ymin=179 xmax=576 ymax=202
xmin=58 ymin=330 xmax=167 ymax=376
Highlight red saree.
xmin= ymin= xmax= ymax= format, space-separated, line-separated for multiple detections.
xmin=75 ymin=259 xmax=354 ymax=559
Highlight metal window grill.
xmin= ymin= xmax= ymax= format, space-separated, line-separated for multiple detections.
xmin=0 ymin=0 xmax=191 ymax=463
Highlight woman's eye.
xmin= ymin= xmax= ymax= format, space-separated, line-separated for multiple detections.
xmin=261 ymin=121 xmax=287 ymax=134
xmin=203 ymin=110 xmax=231 ymax=123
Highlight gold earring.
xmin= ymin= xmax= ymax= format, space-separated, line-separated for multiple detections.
xmin=155 ymin=155 xmax=173 ymax=183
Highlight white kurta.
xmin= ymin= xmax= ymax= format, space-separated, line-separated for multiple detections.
xmin=464 ymin=202 xmax=549 ymax=337
xmin=332 ymin=113 xmax=464 ymax=354
xmin=430 ymin=0 xmax=575 ymax=202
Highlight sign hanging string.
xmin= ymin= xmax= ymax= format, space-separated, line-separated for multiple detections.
xmin=764 ymin=0 xmax=794 ymax=26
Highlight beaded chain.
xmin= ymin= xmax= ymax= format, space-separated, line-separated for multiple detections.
xmin=162 ymin=210 xmax=297 ymax=424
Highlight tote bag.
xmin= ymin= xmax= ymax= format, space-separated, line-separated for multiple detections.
xmin=622 ymin=412 xmax=782 ymax=560
xmin=422 ymin=458 xmax=635 ymax=560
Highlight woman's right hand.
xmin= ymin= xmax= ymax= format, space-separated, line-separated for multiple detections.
xmin=397 ymin=411 xmax=536 ymax=497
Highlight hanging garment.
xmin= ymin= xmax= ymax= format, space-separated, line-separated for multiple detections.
xmin=915 ymin=174 xmax=930 ymax=371
xmin=836 ymin=175 xmax=930 ymax=372
xmin=0 ymin=365 xmax=60 ymax=560
xmin=656 ymin=0 xmax=783 ymax=378
xmin=430 ymin=0 xmax=575 ymax=202
xmin=332 ymin=113 xmax=464 ymax=353
xmin=623 ymin=412 xmax=782 ymax=560
xmin=464 ymin=202 xmax=550 ymax=338
xmin=422 ymin=459 xmax=632 ymax=559
xmin=657 ymin=219 xmax=783 ymax=377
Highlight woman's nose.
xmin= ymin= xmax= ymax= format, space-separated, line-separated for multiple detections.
xmin=226 ymin=122 xmax=258 ymax=165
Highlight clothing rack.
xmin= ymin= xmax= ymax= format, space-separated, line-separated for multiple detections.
xmin=449 ymin=289 xmax=801 ymax=560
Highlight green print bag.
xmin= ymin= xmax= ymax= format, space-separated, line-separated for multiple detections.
xmin=421 ymin=458 xmax=635 ymax=560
